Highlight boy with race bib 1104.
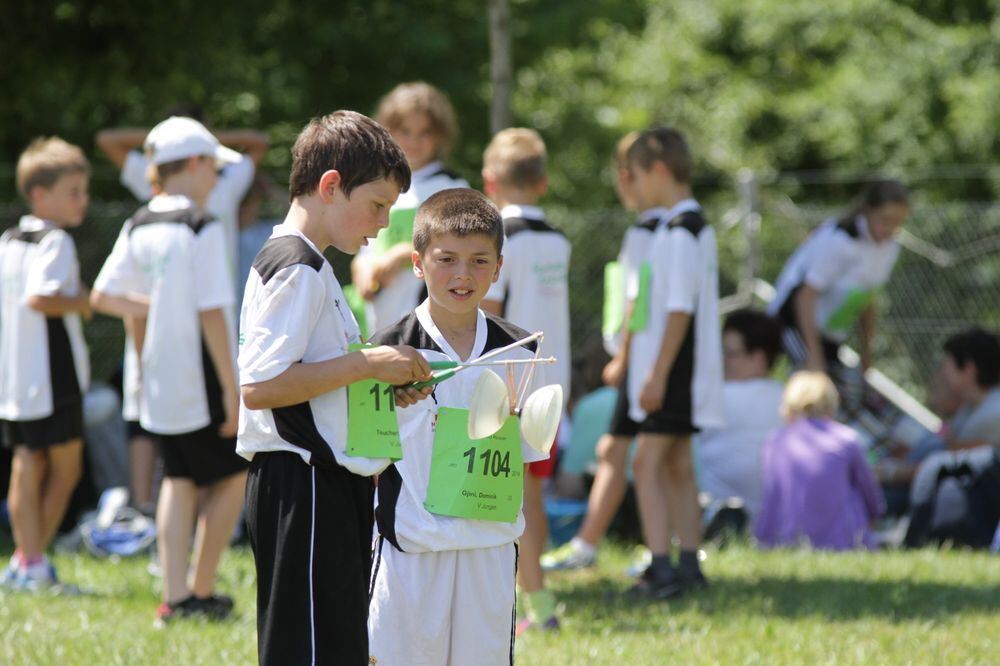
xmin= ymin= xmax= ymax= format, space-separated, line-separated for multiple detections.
xmin=368 ymin=188 xmax=551 ymax=666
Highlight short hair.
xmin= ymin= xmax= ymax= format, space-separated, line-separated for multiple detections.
xmin=412 ymin=188 xmax=504 ymax=258
xmin=626 ymin=127 xmax=692 ymax=183
xmin=151 ymin=157 xmax=193 ymax=185
xmin=289 ymin=110 xmax=410 ymax=200
xmin=844 ymin=179 xmax=909 ymax=222
xmin=483 ymin=128 xmax=547 ymax=189
xmin=943 ymin=328 xmax=1000 ymax=388
xmin=781 ymin=371 xmax=839 ymax=421
xmin=724 ymin=309 xmax=784 ymax=370
xmin=16 ymin=137 xmax=90 ymax=199
xmin=614 ymin=131 xmax=640 ymax=169
xmin=375 ymin=82 xmax=459 ymax=158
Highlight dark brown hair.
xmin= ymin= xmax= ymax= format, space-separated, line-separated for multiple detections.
xmin=843 ymin=179 xmax=910 ymax=222
xmin=626 ymin=127 xmax=692 ymax=183
xmin=724 ymin=309 xmax=784 ymax=370
xmin=288 ymin=110 xmax=410 ymax=200
xmin=413 ymin=188 xmax=504 ymax=257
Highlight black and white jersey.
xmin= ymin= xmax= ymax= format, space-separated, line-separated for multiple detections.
xmin=360 ymin=161 xmax=468 ymax=332
xmin=95 ymin=223 xmax=141 ymax=421
xmin=93 ymin=195 xmax=234 ymax=434
xmin=627 ymin=199 xmax=724 ymax=428
xmin=767 ymin=216 xmax=901 ymax=342
xmin=370 ymin=303 xmax=548 ymax=553
xmin=605 ymin=207 xmax=669 ymax=356
xmin=236 ymin=224 xmax=389 ymax=476
xmin=485 ymin=204 xmax=571 ymax=406
xmin=0 ymin=216 xmax=89 ymax=420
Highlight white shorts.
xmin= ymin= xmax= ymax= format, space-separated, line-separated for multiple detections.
xmin=368 ymin=539 xmax=517 ymax=666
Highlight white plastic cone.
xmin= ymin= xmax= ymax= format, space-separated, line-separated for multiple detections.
xmin=467 ymin=369 xmax=511 ymax=440
xmin=519 ymin=384 xmax=563 ymax=453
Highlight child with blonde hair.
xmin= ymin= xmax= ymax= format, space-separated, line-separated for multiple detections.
xmin=755 ymin=371 xmax=885 ymax=550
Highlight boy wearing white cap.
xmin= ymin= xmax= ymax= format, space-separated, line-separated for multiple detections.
xmin=91 ymin=116 xmax=248 ymax=624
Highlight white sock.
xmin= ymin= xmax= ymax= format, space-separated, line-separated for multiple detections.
xmin=571 ymin=536 xmax=596 ymax=557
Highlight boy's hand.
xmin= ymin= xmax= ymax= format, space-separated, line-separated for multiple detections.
xmin=362 ymin=345 xmax=432 ymax=385
xmin=602 ymin=354 xmax=626 ymax=387
xmin=394 ymin=385 xmax=434 ymax=408
xmin=639 ymin=374 xmax=666 ymax=413
xmin=218 ymin=388 xmax=239 ymax=438
xmin=77 ymin=286 xmax=93 ymax=321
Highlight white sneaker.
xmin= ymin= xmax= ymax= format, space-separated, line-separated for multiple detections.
xmin=0 ymin=557 xmax=23 ymax=589
xmin=541 ymin=538 xmax=597 ymax=571
xmin=20 ymin=559 xmax=58 ymax=591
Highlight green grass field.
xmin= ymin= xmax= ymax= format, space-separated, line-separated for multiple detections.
xmin=2 ymin=540 xmax=998 ymax=665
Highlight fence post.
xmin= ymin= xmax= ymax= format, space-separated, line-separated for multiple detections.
xmin=737 ymin=169 xmax=761 ymax=302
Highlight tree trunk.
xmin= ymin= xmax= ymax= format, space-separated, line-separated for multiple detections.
xmin=488 ymin=0 xmax=513 ymax=133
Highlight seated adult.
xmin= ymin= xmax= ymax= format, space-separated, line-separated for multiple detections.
xmin=755 ymin=371 xmax=885 ymax=550
xmin=905 ymin=328 xmax=1000 ymax=547
xmin=696 ymin=310 xmax=785 ymax=523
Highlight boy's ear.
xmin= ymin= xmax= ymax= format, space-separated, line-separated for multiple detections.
xmin=482 ymin=169 xmax=497 ymax=197
xmin=411 ymin=249 xmax=425 ymax=278
xmin=534 ymin=175 xmax=548 ymax=197
xmin=318 ymin=170 xmax=342 ymax=203
xmin=492 ymin=254 xmax=504 ymax=283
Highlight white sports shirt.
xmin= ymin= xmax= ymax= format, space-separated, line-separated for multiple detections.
xmin=93 ymin=195 xmax=234 ymax=434
xmin=360 ymin=161 xmax=468 ymax=333
xmin=0 ymin=216 xmax=90 ymax=420
xmin=627 ymin=199 xmax=725 ymax=428
xmin=485 ymin=204 xmax=571 ymax=407
xmin=767 ymin=216 xmax=901 ymax=342
xmin=236 ymin=224 xmax=390 ymax=476
xmin=370 ymin=303 xmax=548 ymax=553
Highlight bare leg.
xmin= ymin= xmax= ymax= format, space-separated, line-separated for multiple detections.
xmin=8 ymin=448 xmax=47 ymax=560
xmin=577 ymin=435 xmax=630 ymax=546
xmin=128 ymin=434 xmax=157 ymax=512
xmin=663 ymin=436 xmax=700 ymax=550
xmin=517 ymin=470 xmax=548 ymax=595
xmin=190 ymin=472 xmax=246 ymax=598
xmin=39 ymin=439 xmax=83 ymax=547
xmin=157 ymin=477 xmax=198 ymax=604
xmin=632 ymin=433 xmax=672 ymax=556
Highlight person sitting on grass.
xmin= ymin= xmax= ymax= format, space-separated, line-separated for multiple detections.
xmin=754 ymin=371 xmax=885 ymax=550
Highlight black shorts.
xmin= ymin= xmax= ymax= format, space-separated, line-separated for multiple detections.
xmin=245 ymin=451 xmax=375 ymax=666
xmin=776 ymin=285 xmax=842 ymax=368
xmin=158 ymin=424 xmax=247 ymax=486
xmin=636 ymin=321 xmax=699 ymax=436
xmin=607 ymin=372 xmax=639 ymax=438
xmin=1 ymin=400 xmax=83 ymax=450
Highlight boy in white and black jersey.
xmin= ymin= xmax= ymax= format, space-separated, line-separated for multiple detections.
xmin=352 ymin=82 xmax=468 ymax=334
xmin=368 ymin=189 xmax=550 ymax=665
xmin=0 ymin=138 xmax=91 ymax=589
xmin=624 ymin=128 xmax=724 ymax=599
xmin=767 ymin=180 xmax=909 ymax=378
xmin=91 ymin=116 xmax=249 ymax=624
xmin=236 ymin=111 xmax=431 ymax=666
xmin=480 ymin=127 xmax=568 ymax=633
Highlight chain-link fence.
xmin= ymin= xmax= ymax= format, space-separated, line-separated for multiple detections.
xmin=3 ymin=170 xmax=997 ymax=406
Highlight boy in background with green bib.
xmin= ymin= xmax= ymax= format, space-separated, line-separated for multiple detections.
xmin=368 ymin=188 xmax=550 ymax=665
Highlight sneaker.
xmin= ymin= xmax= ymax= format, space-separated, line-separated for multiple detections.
xmin=541 ymin=541 xmax=596 ymax=571
xmin=20 ymin=559 xmax=59 ymax=591
xmin=625 ymin=567 xmax=708 ymax=601
xmin=515 ymin=615 xmax=560 ymax=637
xmin=0 ymin=557 xmax=23 ymax=589
xmin=625 ymin=547 xmax=652 ymax=578
xmin=154 ymin=596 xmax=201 ymax=626
xmin=194 ymin=593 xmax=235 ymax=620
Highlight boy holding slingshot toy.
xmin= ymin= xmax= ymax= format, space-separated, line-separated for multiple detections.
xmin=367 ymin=188 xmax=561 ymax=665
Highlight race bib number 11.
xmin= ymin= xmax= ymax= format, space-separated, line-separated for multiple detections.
xmin=346 ymin=344 xmax=402 ymax=461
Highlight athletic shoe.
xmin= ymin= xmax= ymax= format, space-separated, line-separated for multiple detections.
xmin=624 ymin=547 xmax=652 ymax=578
xmin=515 ymin=615 xmax=560 ymax=637
xmin=154 ymin=596 xmax=202 ymax=626
xmin=541 ymin=541 xmax=596 ymax=571
xmin=0 ymin=557 xmax=23 ymax=589
xmin=194 ymin=593 xmax=235 ymax=620
xmin=20 ymin=559 xmax=59 ymax=591
xmin=625 ymin=567 xmax=708 ymax=601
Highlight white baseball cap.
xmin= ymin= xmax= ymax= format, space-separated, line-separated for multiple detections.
xmin=143 ymin=116 xmax=243 ymax=166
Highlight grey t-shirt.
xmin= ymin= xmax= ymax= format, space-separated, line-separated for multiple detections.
xmin=952 ymin=387 xmax=1000 ymax=451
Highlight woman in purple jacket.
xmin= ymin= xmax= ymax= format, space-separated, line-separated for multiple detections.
xmin=755 ymin=371 xmax=885 ymax=550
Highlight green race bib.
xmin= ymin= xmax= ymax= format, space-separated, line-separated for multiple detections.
xmin=602 ymin=261 xmax=625 ymax=337
xmin=424 ymin=407 xmax=524 ymax=523
xmin=628 ymin=262 xmax=652 ymax=332
xmin=372 ymin=207 xmax=418 ymax=256
xmin=825 ymin=288 xmax=880 ymax=332
xmin=346 ymin=344 xmax=402 ymax=461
